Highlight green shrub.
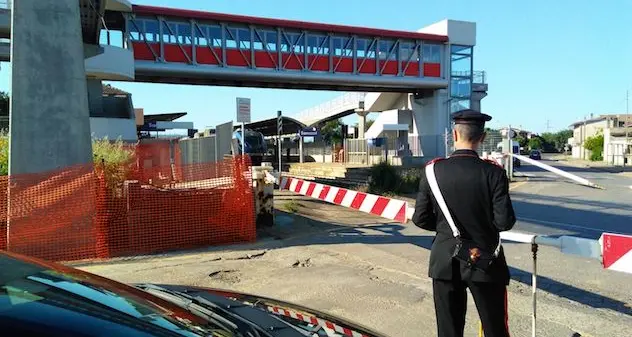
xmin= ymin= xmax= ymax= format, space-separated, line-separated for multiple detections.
xmin=589 ymin=151 xmax=603 ymax=162
xmin=368 ymin=161 xmax=402 ymax=195
xmin=0 ymin=135 xmax=135 ymax=180
xmin=399 ymin=168 xmax=422 ymax=194
xmin=92 ymin=136 xmax=135 ymax=188
xmin=367 ymin=162 xmax=423 ymax=196
xmin=283 ymin=200 xmax=302 ymax=213
xmin=0 ymin=130 xmax=8 ymax=176
xmin=584 ymin=133 xmax=604 ymax=162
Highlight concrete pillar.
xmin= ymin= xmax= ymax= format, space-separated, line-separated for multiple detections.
xmin=471 ymin=91 xmax=487 ymax=113
xmin=356 ymin=109 xmax=369 ymax=139
xmin=252 ymin=166 xmax=274 ymax=228
xmin=9 ymin=0 xmax=93 ymax=175
xmin=411 ymin=90 xmax=448 ymax=158
xmin=299 ymin=136 xmax=304 ymax=163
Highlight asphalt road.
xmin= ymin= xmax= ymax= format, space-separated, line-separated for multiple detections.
xmin=511 ymin=154 xmax=632 ymax=239
xmin=76 ymin=177 xmax=632 ymax=337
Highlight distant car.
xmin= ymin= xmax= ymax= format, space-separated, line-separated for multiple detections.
xmin=529 ymin=150 xmax=542 ymax=160
xmin=0 ymin=251 xmax=386 ymax=337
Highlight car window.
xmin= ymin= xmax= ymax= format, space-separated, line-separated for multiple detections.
xmin=0 ymin=255 xmax=235 ymax=337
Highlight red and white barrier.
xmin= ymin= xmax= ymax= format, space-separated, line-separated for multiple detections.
xmin=601 ymin=233 xmax=632 ymax=274
xmin=267 ymin=305 xmax=371 ymax=337
xmin=279 ymin=176 xmax=408 ymax=223
xmin=278 ymin=175 xmax=632 ymax=275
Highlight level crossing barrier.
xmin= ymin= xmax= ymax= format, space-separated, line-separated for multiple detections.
xmin=270 ymin=172 xmax=632 ymax=337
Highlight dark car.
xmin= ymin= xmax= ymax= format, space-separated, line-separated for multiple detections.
xmin=529 ymin=150 xmax=542 ymax=160
xmin=0 ymin=251 xmax=386 ymax=337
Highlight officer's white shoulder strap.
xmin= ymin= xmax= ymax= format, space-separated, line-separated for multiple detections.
xmin=425 ymin=162 xmax=460 ymax=238
xmin=425 ymin=161 xmax=503 ymax=257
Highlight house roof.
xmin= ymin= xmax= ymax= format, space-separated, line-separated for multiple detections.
xmin=143 ymin=112 xmax=188 ymax=123
xmin=102 ymin=84 xmax=130 ymax=96
xmin=236 ymin=116 xmax=306 ymax=137
xmin=569 ymin=114 xmax=632 ymax=128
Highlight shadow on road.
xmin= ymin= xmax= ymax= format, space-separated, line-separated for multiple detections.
xmin=285 ymin=223 xmax=632 ymax=317
xmin=512 ymin=191 xmax=632 ymax=213
xmin=518 ymin=159 xmax=631 ymax=174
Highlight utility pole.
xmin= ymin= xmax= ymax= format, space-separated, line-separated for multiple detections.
xmin=626 ymin=90 xmax=629 ymax=167
xmin=277 ymin=110 xmax=283 ymax=174
xmin=545 ymin=120 xmax=552 ymax=133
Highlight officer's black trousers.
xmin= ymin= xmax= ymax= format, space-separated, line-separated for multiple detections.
xmin=432 ymin=278 xmax=510 ymax=337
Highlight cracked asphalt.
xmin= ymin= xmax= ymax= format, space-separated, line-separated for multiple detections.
xmin=73 ymin=160 xmax=632 ymax=337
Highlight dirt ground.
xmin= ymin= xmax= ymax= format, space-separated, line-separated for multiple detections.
xmin=73 ymin=189 xmax=632 ymax=337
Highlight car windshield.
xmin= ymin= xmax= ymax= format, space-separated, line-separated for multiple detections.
xmin=0 ymin=254 xmax=239 ymax=337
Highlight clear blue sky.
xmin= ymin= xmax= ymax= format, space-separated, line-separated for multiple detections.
xmin=1 ymin=0 xmax=630 ymax=133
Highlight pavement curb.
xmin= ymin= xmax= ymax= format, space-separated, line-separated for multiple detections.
xmin=552 ymin=156 xmax=630 ymax=174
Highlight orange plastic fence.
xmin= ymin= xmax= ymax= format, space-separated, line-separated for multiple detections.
xmin=0 ymin=141 xmax=256 ymax=262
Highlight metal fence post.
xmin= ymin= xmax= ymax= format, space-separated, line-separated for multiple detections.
xmin=507 ymin=125 xmax=513 ymax=180
xmin=277 ymin=111 xmax=282 ymax=173
xmin=444 ymin=128 xmax=449 ymax=158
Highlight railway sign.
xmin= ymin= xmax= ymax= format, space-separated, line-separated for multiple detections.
xmin=236 ymin=97 xmax=251 ymax=123
xmin=299 ymin=127 xmax=319 ymax=137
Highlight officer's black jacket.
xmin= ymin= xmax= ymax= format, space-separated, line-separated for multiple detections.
xmin=412 ymin=149 xmax=517 ymax=284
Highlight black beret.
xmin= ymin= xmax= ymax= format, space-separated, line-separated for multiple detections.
xmin=451 ymin=109 xmax=492 ymax=125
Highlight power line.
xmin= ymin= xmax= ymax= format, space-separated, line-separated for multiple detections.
xmin=545 ymin=120 xmax=552 ymax=133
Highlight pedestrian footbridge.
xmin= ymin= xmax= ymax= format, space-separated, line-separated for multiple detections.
xmin=0 ymin=4 xmax=451 ymax=92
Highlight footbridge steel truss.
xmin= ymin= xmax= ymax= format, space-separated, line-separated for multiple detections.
xmin=104 ymin=5 xmax=451 ymax=91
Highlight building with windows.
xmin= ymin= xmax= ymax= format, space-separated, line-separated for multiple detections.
xmin=90 ymin=84 xmax=195 ymax=142
xmin=568 ymin=114 xmax=632 ymax=164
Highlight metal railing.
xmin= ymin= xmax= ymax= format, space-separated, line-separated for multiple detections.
xmin=293 ymin=92 xmax=366 ymax=125
xmin=473 ymin=70 xmax=486 ymax=84
xmin=450 ymin=70 xmax=486 ymax=84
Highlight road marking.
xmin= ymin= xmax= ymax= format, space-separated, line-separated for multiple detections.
xmin=629 ymin=185 xmax=632 ymax=190
xmin=517 ymin=216 xmax=628 ymax=235
xmin=509 ymin=180 xmax=528 ymax=191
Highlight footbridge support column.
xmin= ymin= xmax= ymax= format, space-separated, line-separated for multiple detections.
xmin=356 ymin=109 xmax=370 ymax=139
xmin=9 ymin=0 xmax=93 ymax=175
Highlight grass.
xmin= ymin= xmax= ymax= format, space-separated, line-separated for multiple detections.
xmin=0 ymin=134 xmax=135 ymax=178
xmin=367 ymin=161 xmax=421 ymax=196
xmin=0 ymin=129 xmax=7 ymax=176
xmin=283 ymin=200 xmax=302 ymax=213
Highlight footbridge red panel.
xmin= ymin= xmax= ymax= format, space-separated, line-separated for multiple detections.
xmin=114 ymin=5 xmax=450 ymax=91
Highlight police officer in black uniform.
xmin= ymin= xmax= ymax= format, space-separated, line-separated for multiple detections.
xmin=412 ymin=109 xmax=516 ymax=337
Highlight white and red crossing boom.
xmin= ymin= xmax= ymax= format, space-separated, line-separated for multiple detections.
xmin=276 ymin=175 xmax=632 ymax=276
xmin=271 ymin=170 xmax=631 ymax=337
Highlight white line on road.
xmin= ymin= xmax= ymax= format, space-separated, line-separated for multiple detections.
xmin=517 ymin=216 xmax=615 ymax=234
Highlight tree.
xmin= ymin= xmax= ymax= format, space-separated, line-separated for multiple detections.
xmin=0 ymin=91 xmax=8 ymax=132
xmin=555 ymin=130 xmax=573 ymax=149
xmin=0 ymin=91 xmax=8 ymax=113
xmin=354 ymin=118 xmax=375 ymax=133
xmin=528 ymin=137 xmax=543 ymax=150
xmin=320 ymin=119 xmax=343 ymax=145
xmin=365 ymin=118 xmax=375 ymax=131
xmin=541 ymin=130 xmax=573 ymax=152
xmin=584 ymin=132 xmax=604 ymax=161
xmin=515 ymin=135 xmax=528 ymax=150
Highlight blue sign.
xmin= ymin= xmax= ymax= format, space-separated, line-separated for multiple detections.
xmin=140 ymin=121 xmax=158 ymax=131
xmin=299 ymin=127 xmax=320 ymax=137
xmin=367 ymin=137 xmax=385 ymax=147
